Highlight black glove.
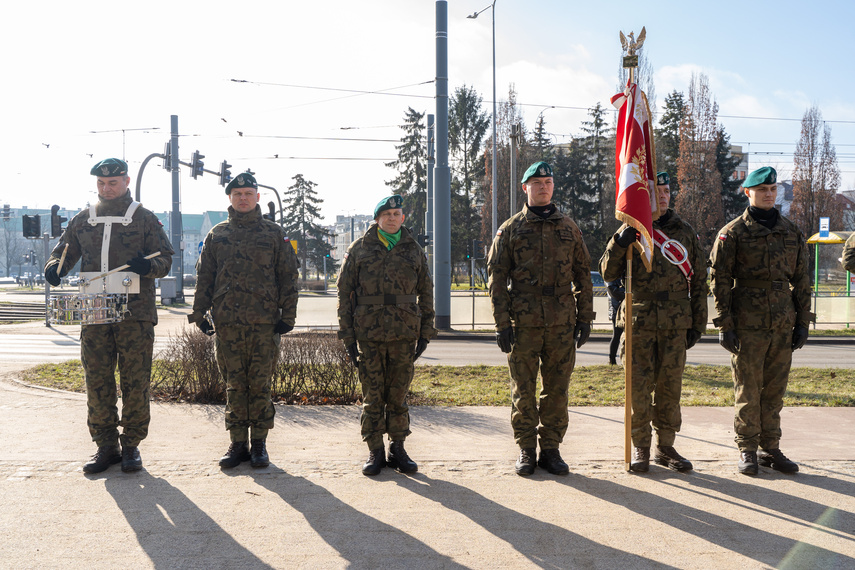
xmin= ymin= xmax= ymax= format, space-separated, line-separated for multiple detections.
xmin=719 ymin=330 xmax=739 ymax=354
xmin=415 ymin=338 xmax=429 ymax=360
xmin=346 ymin=342 xmax=359 ymax=366
xmin=574 ymin=321 xmax=591 ymax=348
xmin=196 ymin=320 xmax=215 ymax=336
xmin=45 ymin=265 xmax=61 ymax=287
xmin=791 ymin=325 xmax=809 ymax=351
xmin=686 ymin=329 xmax=702 ymax=349
xmin=615 ymin=227 xmax=638 ymax=248
xmin=274 ymin=320 xmax=293 ymax=335
xmin=496 ymin=327 xmax=514 ymax=353
xmin=126 ymin=254 xmax=152 ymax=275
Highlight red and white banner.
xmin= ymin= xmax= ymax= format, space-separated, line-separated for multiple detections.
xmin=611 ymin=82 xmax=660 ymax=271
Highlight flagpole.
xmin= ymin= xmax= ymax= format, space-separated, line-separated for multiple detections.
xmin=624 ymin=249 xmax=633 ymax=470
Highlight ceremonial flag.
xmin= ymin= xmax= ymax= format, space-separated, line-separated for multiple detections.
xmin=611 ymin=82 xmax=660 ymax=271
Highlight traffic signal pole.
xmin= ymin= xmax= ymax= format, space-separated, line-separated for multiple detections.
xmin=169 ymin=115 xmax=185 ymax=302
xmin=43 ymin=231 xmax=51 ymax=327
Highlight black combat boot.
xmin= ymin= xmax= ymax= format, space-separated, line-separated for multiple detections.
xmin=758 ymin=449 xmax=798 ymax=473
xmin=630 ymin=446 xmax=650 ymax=473
xmin=82 ymin=445 xmax=122 ymax=474
xmin=738 ymin=451 xmax=759 ymax=475
xmin=387 ymin=441 xmax=418 ymax=473
xmin=250 ymin=439 xmax=270 ymax=468
xmin=515 ymin=448 xmax=537 ymax=476
xmin=121 ymin=446 xmax=143 ymax=473
xmin=654 ymin=445 xmax=693 ymax=472
xmin=219 ymin=441 xmax=251 ymax=469
xmin=538 ymin=448 xmax=570 ymax=475
xmin=362 ymin=447 xmax=386 ymax=476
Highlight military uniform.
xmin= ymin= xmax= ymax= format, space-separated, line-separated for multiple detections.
xmin=487 ymin=203 xmax=595 ymax=454
xmin=600 ymin=209 xmax=708 ymax=453
xmin=842 ymin=233 xmax=855 ymax=273
xmin=45 ymin=158 xmax=174 ymax=473
xmin=190 ymin=199 xmax=299 ymax=449
xmin=337 ymin=221 xmax=435 ymax=457
xmin=710 ymin=208 xmax=812 ymax=450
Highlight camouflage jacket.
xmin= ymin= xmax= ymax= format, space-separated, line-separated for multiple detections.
xmin=599 ymin=210 xmax=708 ymax=332
xmin=45 ymin=191 xmax=174 ymax=323
xmin=190 ymin=205 xmax=299 ymax=328
xmin=487 ymin=204 xmax=595 ymax=330
xmin=843 ymin=233 xmax=855 ymax=273
xmin=336 ymin=224 xmax=436 ymax=344
xmin=709 ymin=208 xmax=814 ymax=331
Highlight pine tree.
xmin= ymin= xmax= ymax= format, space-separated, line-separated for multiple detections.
xmin=281 ymin=174 xmax=335 ymax=281
xmin=386 ymin=107 xmax=427 ymax=236
xmin=716 ymin=126 xmax=747 ymax=221
xmin=655 ymin=90 xmax=685 ymax=200
xmin=579 ymin=102 xmax=616 ymax=254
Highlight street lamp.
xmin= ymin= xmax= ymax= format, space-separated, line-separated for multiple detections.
xmin=468 ymin=1 xmax=498 ymax=236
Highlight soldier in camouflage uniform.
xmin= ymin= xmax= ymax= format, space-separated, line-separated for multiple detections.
xmin=189 ymin=173 xmax=299 ymax=469
xmin=710 ymin=166 xmax=813 ymax=475
xmin=337 ymin=195 xmax=436 ymax=476
xmin=842 ymin=233 xmax=855 ymax=273
xmin=44 ymin=158 xmax=174 ymax=474
xmin=487 ymin=161 xmax=595 ymax=477
xmin=600 ymin=172 xmax=708 ymax=473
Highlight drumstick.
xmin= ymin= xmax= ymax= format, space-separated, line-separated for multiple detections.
xmin=81 ymin=251 xmax=162 ymax=285
xmin=57 ymin=243 xmax=69 ymax=276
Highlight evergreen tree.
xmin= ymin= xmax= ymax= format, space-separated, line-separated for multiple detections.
xmin=655 ymin=90 xmax=685 ymax=200
xmin=531 ymin=113 xmax=554 ymax=163
xmin=386 ymin=107 xmax=427 ymax=236
xmin=716 ymin=126 xmax=748 ymax=221
xmin=579 ymin=102 xmax=617 ymax=258
xmin=281 ymin=174 xmax=335 ymax=281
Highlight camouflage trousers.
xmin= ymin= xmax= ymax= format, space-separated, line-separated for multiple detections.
xmin=731 ymin=328 xmax=793 ymax=451
xmin=214 ymin=325 xmax=279 ymax=442
xmin=509 ymin=325 xmax=576 ymax=450
xmin=623 ymin=328 xmax=686 ymax=447
xmin=357 ymin=339 xmax=416 ymax=450
xmin=80 ymin=320 xmax=154 ymax=448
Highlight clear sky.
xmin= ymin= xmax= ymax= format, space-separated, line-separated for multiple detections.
xmin=2 ymin=0 xmax=853 ymax=222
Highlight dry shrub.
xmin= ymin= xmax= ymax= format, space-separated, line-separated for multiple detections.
xmin=152 ymin=328 xmax=358 ymax=405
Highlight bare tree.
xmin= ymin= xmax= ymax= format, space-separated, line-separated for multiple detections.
xmin=790 ymin=105 xmax=842 ymax=235
xmin=675 ymin=72 xmax=724 ymax=245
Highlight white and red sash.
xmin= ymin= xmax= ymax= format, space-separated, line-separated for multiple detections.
xmin=652 ymin=229 xmax=693 ymax=280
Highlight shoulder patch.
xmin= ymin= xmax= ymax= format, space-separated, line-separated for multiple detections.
xmin=343 ymin=252 xmax=349 ymax=260
xmin=496 ymin=229 xmax=503 ymax=236
xmin=718 ymin=233 xmax=727 ymax=241
xmin=283 ymin=237 xmax=290 ymax=242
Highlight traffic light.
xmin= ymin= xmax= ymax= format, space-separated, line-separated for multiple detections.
xmin=219 ymin=160 xmax=232 ymax=186
xmin=263 ymin=202 xmax=276 ymax=222
xmin=191 ymin=150 xmax=205 ymax=179
xmin=162 ymin=141 xmax=172 ymax=170
xmin=22 ymin=214 xmax=41 ymax=238
xmin=50 ymin=205 xmax=67 ymax=238
xmin=472 ymin=239 xmax=484 ymax=259
xmin=417 ymin=233 xmax=431 ymax=248
xmin=2 ymin=204 xmax=9 ymax=221
xmin=465 ymin=241 xmax=471 ymax=259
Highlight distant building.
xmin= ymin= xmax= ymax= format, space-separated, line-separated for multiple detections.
xmin=333 ymin=214 xmax=373 ymax=261
xmin=835 ymin=193 xmax=855 ymax=231
xmin=728 ymin=145 xmax=749 ymax=182
xmin=775 ymin=180 xmax=795 ymax=216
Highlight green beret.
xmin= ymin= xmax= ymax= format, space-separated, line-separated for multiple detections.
xmin=744 ymin=166 xmax=777 ymax=188
xmin=656 ymin=172 xmax=669 ymax=186
xmin=90 ymin=158 xmax=128 ymax=177
xmin=521 ymin=161 xmax=553 ymax=184
xmin=225 ymin=172 xmax=258 ymax=194
xmin=374 ymin=195 xmax=404 ymax=218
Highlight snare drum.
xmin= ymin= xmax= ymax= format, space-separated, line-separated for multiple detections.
xmin=48 ymin=293 xmax=127 ymax=325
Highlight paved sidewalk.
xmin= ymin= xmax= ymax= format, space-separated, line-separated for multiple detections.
xmin=1 ymin=364 xmax=855 ymax=569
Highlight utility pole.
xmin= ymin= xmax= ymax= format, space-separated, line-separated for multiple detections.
xmin=434 ymin=0 xmax=451 ymax=330
xmin=426 ymin=113 xmax=435 ymax=277
xmin=510 ymin=123 xmax=521 ymax=215
xmin=169 ymin=115 xmax=184 ymax=302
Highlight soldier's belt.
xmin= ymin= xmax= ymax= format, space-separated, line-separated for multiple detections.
xmin=632 ymin=290 xmax=688 ymax=301
xmin=511 ymin=283 xmax=572 ymax=296
xmin=734 ymin=279 xmax=787 ymax=291
xmin=356 ymin=294 xmax=417 ymax=305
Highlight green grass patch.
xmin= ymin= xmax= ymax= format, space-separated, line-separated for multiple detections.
xmin=18 ymin=361 xmax=855 ymax=407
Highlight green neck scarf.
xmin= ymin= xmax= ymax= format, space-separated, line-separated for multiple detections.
xmin=377 ymin=228 xmax=402 ymax=250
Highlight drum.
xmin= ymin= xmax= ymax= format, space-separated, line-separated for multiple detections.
xmin=48 ymin=293 xmax=127 ymax=325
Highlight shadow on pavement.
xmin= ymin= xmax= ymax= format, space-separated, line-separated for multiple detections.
xmin=392 ymin=473 xmax=675 ymax=569
xmin=105 ymin=472 xmax=273 ymax=569
xmin=561 ymin=471 xmax=855 ymax=568
xmin=252 ymin=472 xmax=468 ymax=569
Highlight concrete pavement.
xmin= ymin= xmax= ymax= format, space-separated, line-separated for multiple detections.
xmin=1 ymin=308 xmax=855 ymax=568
